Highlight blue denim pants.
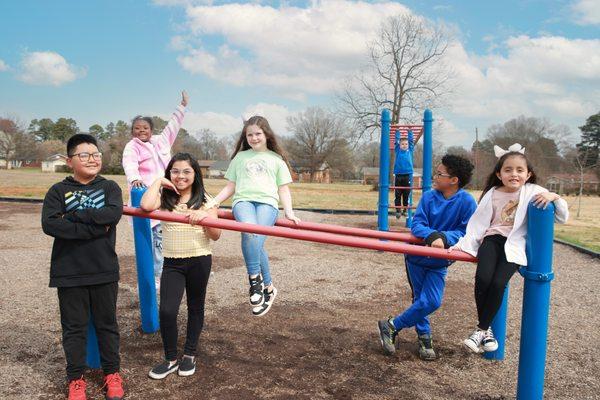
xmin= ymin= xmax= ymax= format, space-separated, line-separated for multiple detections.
xmin=232 ymin=201 xmax=279 ymax=286
xmin=152 ymin=223 xmax=164 ymax=279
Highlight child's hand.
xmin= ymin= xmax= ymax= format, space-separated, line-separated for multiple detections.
xmin=160 ymin=178 xmax=179 ymax=194
xmin=447 ymin=245 xmax=459 ymax=253
xmin=181 ymin=90 xmax=189 ymax=107
xmin=285 ymin=211 xmax=301 ymax=225
xmin=132 ymin=180 xmax=146 ymax=188
xmin=430 ymin=238 xmax=445 ymax=249
xmin=189 ymin=210 xmax=208 ymax=226
xmin=533 ymin=192 xmax=560 ymax=210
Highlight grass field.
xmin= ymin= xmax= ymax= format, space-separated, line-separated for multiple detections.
xmin=1 ymin=168 xmax=599 ymax=251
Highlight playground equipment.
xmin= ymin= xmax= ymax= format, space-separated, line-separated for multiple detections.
xmin=85 ymin=177 xmax=556 ymax=399
xmin=378 ymin=109 xmax=432 ymax=230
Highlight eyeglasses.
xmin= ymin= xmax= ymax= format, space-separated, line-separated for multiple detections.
xmin=434 ymin=172 xmax=452 ymax=178
xmin=170 ymin=169 xmax=194 ymax=177
xmin=69 ymin=152 xmax=103 ymax=161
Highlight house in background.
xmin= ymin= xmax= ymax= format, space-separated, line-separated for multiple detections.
xmin=289 ymin=161 xmax=331 ymax=183
xmin=208 ymin=160 xmax=230 ymax=178
xmin=197 ymin=160 xmax=215 ymax=178
xmin=546 ymin=173 xmax=599 ymax=195
xmin=42 ymin=154 xmax=67 ymax=172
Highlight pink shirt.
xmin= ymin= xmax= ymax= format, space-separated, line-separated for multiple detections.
xmin=484 ymin=189 xmax=521 ymax=238
xmin=122 ymin=104 xmax=186 ymax=227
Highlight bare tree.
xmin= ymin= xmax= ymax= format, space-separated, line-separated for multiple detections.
xmin=0 ymin=117 xmax=25 ymax=169
xmin=286 ymin=107 xmax=346 ymax=181
xmin=338 ymin=14 xmax=452 ymax=142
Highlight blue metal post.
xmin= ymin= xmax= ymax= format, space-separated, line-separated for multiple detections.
xmin=130 ymin=187 xmax=160 ymax=333
xmin=85 ymin=316 xmax=100 ymax=368
xmin=484 ymin=285 xmax=509 ymax=360
xmin=406 ymin=173 xmax=414 ymax=228
xmin=422 ymin=110 xmax=433 ymax=194
xmin=517 ymin=203 xmax=555 ymax=400
xmin=378 ymin=109 xmax=391 ymax=231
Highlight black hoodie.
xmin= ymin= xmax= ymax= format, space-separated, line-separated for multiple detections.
xmin=41 ymin=175 xmax=123 ymax=287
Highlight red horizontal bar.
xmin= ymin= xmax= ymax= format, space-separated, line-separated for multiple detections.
xmin=389 ymin=205 xmax=417 ymax=209
xmin=123 ymin=206 xmax=476 ymax=263
xmin=216 ymin=209 xmax=421 ymax=244
xmin=389 ymin=186 xmax=422 ymax=190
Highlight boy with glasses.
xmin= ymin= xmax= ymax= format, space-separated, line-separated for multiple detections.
xmin=378 ymin=154 xmax=477 ymax=361
xmin=42 ymin=134 xmax=124 ymax=400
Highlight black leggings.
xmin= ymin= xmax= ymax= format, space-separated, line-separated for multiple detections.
xmin=160 ymin=255 xmax=211 ymax=360
xmin=394 ymin=174 xmax=411 ymax=208
xmin=475 ymin=235 xmax=520 ymax=330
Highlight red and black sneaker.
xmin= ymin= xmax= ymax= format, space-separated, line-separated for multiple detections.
xmin=68 ymin=377 xmax=87 ymax=400
xmin=103 ymin=372 xmax=124 ymax=400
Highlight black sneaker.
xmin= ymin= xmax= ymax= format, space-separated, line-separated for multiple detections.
xmin=249 ymin=274 xmax=265 ymax=306
xmin=395 ymin=211 xmax=401 ymax=219
xmin=148 ymin=360 xmax=178 ymax=380
xmin=418 ymin=334 xmax=436 ymax=361
xmin=178 ymin=356 xmax=196 ymax=377
xmin=252 ymin=286 xmax=277 ymax=317
xmin=377 ymin=317 xmax=398 ymax=355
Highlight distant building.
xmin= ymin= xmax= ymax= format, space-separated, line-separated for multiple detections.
xmin=196 ymin=160 xmax=215 ymax=178
xmin=42 ymin=154 xmax=67 ymax=172
xmin=289 ymin=161 xmax=331 ymax=183
xmin=546 ymin=173 xmax=599 ymax=195
xmin=208 ymin=160 xmax=230 ymax=178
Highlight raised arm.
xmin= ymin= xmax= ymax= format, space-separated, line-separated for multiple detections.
xmin=161 ymin=91 xmax=188 ymax=146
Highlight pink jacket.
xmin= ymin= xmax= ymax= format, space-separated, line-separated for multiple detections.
xmin=122 ymin=104 xmax=186 ymax=187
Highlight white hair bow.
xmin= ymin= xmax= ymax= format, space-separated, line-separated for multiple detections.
xmin=494 ymin=143 xmax=525 ymax=158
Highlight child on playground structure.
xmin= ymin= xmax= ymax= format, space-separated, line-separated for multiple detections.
xmin=41 ymin=134 xmax=124 ymax=400
xmin=393 ymin=129 xmax=415 ymax=219
xmin=140 ymin=153 xmax=221 ymax=379
xmin=378 ymin=154 xmax=477 ymax=361
xmin=122 ymin=91 xmax=189 ymax=291
xmin=450 ymin=143 xmax=568 ymax=354
xmin=213 ymin=116 xmax=300 ymax=317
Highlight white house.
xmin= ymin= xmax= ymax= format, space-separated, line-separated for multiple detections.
xmin=42 ymin=154 xmax=67 ymax=172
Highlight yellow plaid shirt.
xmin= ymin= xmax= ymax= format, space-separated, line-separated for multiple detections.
xmin=162 ymin=197 xmax=217 ymax=258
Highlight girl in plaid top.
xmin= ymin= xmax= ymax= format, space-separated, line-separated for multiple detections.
xmin=141 ymin=153 xmax=221 ymax=379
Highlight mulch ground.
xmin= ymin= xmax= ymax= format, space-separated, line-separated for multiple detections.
xmin=0 ymin=202 xmax=598 ymax=399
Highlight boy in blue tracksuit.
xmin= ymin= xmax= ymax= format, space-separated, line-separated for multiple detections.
xmin=378 ymin=154 xmax=477 ymax=360
xmin=393 ymin=130 xmax=414 ymax=218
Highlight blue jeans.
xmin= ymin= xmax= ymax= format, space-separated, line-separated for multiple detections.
xmin=232 ymin=201 xmax=279 ymax=286
xmin=393 ymin=260 xmax=447 ymax=335
xmin=152 ymin=224 xmax=164 ymax=279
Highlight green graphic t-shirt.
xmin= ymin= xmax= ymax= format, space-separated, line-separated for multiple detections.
xmin=225 ymin=149 xmax=293 ymax=208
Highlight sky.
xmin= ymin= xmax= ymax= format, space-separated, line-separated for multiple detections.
xmin=0 ymin=0 xmax=599 ymax=149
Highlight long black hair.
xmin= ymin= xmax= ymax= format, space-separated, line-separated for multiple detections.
xmin=480 ymin=152 xmax=537 ymax=201
xmin=160 ymin=153 xmax=206 ymax=211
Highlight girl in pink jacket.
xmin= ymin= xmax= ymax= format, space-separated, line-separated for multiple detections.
xmin=122 ymin=91 xmax=189 ymax=289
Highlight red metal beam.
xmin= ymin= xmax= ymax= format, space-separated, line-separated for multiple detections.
xmin=123 ymin=206 xmax=476 ymax=263
xmin=389 ymin=186 xmax=422 ymax=190
xmin=216 ymin=209 xmax=421 ymax=244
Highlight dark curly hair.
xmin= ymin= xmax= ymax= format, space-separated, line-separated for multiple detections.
xmin=442 ymin=154 xmax=474 ymax=189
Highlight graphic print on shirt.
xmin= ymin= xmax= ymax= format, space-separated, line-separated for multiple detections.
xmin=500 ymin=200 xmax=519 ymax=224
xmin=245 ymin=159 xmax=270 ymax=186
xmin=64 ymin=189 xmax=106 ymax=211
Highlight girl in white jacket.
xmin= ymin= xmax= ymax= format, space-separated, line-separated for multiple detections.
xmin=450 ymin=144 xmax=568 ymax=354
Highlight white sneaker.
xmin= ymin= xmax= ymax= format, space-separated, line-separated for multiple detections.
xmin=252 ymin=287 xmax=277 ymax=317
xmin=463 ymin=329 xmax=485 ymax=353
xmin=482 ymin=327 xmax=499 ymax=352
